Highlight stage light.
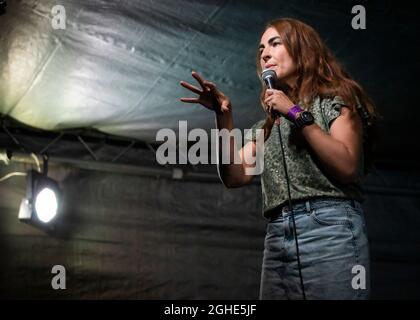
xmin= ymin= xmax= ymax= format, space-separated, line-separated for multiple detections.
xmin=35 ymin=187 xmax=58 ymax=223
xmin=18 ymin=169 xmax=61 ymax=229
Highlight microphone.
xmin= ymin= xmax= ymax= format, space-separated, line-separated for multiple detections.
xmin=261 ymin=68 xmax=277 ymax=89
xmin=261 ymin=69 xmax=280 ymax=118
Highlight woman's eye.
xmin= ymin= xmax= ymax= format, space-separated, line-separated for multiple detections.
xmin=273 ymin=42 xmax=281 ymax=46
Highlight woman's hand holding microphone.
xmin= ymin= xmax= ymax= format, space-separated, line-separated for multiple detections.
xmin=264 ymin=89 xmax=295 ymax=118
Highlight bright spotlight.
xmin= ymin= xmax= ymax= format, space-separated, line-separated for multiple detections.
xmin=35 ymin=187 xmax=58 ymax=223
xmin=19 ymin=169 xmax=61 ymax=229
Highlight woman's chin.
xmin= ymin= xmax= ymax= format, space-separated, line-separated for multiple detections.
xmin=276 ymin=72 xmax=288 ymax=80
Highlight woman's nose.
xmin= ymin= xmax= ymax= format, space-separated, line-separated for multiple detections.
xmin=261 ymin=48 xmax=271 ymax=62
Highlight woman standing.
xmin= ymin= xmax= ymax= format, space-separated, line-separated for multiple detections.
xmin=180 ymin=18 xmax=379 ymax=299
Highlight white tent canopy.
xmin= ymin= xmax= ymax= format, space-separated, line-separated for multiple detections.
xmin=0 ymin=0 xmax=418 ymax=166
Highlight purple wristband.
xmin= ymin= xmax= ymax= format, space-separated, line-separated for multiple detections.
xmin=287 ymin=105 xmax=303 ymax=121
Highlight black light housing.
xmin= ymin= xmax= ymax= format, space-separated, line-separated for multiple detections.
xmin=18 ymin=169 xmax=61 ymax=230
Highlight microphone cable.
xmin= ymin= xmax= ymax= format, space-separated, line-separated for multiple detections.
xmin=261 ymin=68 xmax=306 ymax=299
xmin=276 ymin=122 xmax=306 ymax=300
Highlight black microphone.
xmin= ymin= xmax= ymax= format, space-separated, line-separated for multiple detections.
xmin=261 ymin=69 xmax=280 ymax=118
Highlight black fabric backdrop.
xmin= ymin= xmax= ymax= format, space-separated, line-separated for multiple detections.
xmin=0 ymin=162 xmax=264 ymax=299
xmin=1 ymin=162 xmax=419 ymax=299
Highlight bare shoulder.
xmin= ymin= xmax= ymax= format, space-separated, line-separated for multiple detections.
xmin=330 ymin=105 xmax=362 ymax=135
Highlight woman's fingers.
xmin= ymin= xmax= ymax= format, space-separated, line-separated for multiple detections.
xmin=203 ymin=81 xmax=215 ymax=89
xmin=264 ymin=90 xmax=273 ymax=101
xmin=180 ymin=81 xmax=202 ymax=94
xmin=180 ymin=97 xmax=200 ymax=103
xmin=191 ymin=71 xmax=206 ymax=89
xmin=264 ymin=95 xmax=273 ymax=113
xmin=204 ymin=81 xmax=221 ymax=94
xmin=180 ymin=71 xmax=226 ymax=112
xmin=189 ymin=71 xmax=219 ymax=95
xmin=264 ymin=96 xmax=272 ymax=105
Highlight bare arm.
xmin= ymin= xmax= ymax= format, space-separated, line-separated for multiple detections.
xmin=215 ymin=110 xmax=257 ymax=188
xmin=265 ymin=89 xmax=363 ymax=184
xmin=300 ymin=106 xmax=363 ymax=184
xmin=180 ymin=71 xmax=256 ymax=188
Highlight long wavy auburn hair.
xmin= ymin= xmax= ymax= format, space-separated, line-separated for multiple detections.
xmin=256 ymin=18 xmax=380 ymax=174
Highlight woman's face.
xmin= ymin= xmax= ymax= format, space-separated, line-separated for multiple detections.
xmin=259 ymin=27 xmax=295 ymax=84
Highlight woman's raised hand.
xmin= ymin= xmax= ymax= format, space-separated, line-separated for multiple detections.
xmin=180 ymin=71 xmax=231 ymax=114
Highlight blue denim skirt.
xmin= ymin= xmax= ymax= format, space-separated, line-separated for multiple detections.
xmin=260 ymin=197 xmax=370 ymax=300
